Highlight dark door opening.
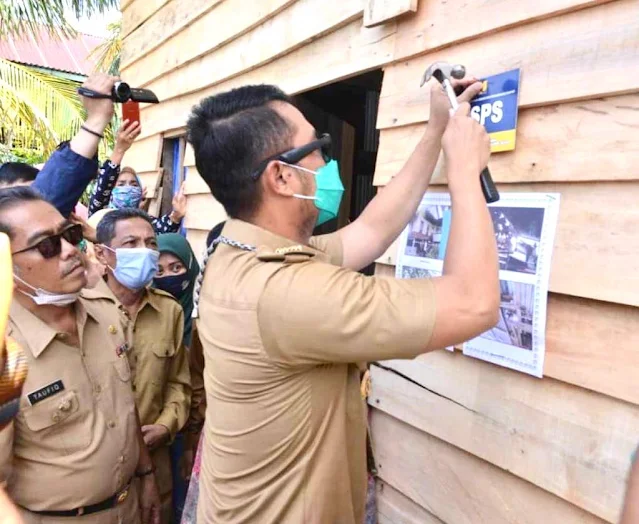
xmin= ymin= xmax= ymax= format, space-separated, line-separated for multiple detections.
xmin=294 ymin=69 xmax=383 ymax=275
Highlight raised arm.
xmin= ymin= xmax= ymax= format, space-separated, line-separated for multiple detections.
xmin=33 ymin=74 xmax=117 ymax=217
xmin=338 ymin=77 xmax=483 ymax=271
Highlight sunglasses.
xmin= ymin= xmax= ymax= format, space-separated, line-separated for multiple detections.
xmin=12 ymin=224 xmax=84 ymax=260
xmin=251 ymin=133 xmax=332 ymax=180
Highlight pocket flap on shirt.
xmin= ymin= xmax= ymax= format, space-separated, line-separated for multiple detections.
xmin=22 ymin=391 xmax=79 ymax=432
xmin=151 ymin=342 xmax=175 ymax=359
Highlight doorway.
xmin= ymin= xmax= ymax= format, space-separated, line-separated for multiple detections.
xmin=294 ymin=69 xmax=383 ymax=275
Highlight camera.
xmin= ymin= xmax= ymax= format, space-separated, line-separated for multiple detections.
xmin=77 ymin=82 xmax=160 ymax=104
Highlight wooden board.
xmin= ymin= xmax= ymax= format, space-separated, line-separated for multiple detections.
xmin=121 ymin=0 xmax=296 ymax=87
xmin=370 ymin=358 xmax=639 ymax=521
xmin=375 ymin=261 xmax=639 ymax=405
xmin=135 ymin=18 xmax=397 ymax=140
xmin=136 ymin=170 xmax=162 ymax=199
xmin=121 ymin=0 xmax=223 ymax=69
xmin=391 ymin=0 xmax=609 ymax=64
xmin=371 ymin=409 xmax=607 ymax=524
xmin=373 ymin=94 xmax=639 ymax=186
xmin=184 ymin=193 xmax=227 ymax=231
xmin=183 ymin=143 xmax=195 ymax=167
xmin=183 ymin=166 xmax=210 ymax=196
xmin=364 ymin=0 xmax=418 ymax=28
xmin=377 ymin=0 xmax=639 ymax=129
xmin=142 ymin=0 xmax=363 ymax=104
xmin=377 ymin=480 xmax=445 ymax=524
xmin=373 ymin=181 xmax=639 ymax=308
xmin=123 ymin=135 xmax=163 ymax=173
xmin=121 ymin=0 xmax=172 ymax=39
xmin=186 ymin=227 xmax=212 ymax=264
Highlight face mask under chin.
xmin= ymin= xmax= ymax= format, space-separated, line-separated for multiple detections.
xmin=13 ymin=274 xmax=80 ymax=306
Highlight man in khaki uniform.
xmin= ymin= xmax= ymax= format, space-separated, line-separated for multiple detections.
xmin=0 ymin=187 xmax=161 ymax=523
xmin=187 ymin=81 xmax=500 ymax=523
xmin=94 ymin=208 xmax=191 ymax=524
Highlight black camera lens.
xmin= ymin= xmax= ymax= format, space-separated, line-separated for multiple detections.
xmin=112 ymin=82 xmax=132 ymax=103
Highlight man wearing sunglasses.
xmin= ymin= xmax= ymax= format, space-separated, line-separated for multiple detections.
xmin=187 ymin=81 xmax=499 ymax=523
xmin=94 ymin=208 xmax=191 ymax=524
xmin=0 ymin=187 xmax=161 ymax=523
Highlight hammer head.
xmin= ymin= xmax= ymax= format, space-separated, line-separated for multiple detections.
xmin=420 ymin=61 xmax=466 ymax=87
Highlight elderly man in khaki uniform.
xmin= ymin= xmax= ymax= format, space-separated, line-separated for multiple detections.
xmin=187 ymin=81 xmax=500 ymax=523
xmin=0 ymin=187 xmax=161 ymax=523
xmin=94 ymin=208 xmax=191 ymax=524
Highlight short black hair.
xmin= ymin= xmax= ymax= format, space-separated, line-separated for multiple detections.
xmin=186 ymin=84 xmax=293 ymax=219
xmin=0 ymin=162 xmax=40 ymax=187
xmin=0 ymin=186 xmax=47 ymax=237
xmin=96 ymin=208 xmax=155 ymax=246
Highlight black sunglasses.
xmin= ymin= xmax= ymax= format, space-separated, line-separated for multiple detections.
xmin=12 ymin=224 xmax=84 ymax=260
xmin=251 ymin=133 xmax=332 ymax=180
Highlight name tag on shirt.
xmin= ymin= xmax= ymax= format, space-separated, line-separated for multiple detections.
xmin=27 ymin=380 xmax=65 ymax=406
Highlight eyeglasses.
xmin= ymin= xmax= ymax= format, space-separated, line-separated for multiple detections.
xmin=251 ymin=133 xmax=332 ymax=180
xmin=12 ymin=224 xmax=84 ymax=259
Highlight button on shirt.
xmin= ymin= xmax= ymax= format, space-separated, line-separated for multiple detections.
xmin=196 ymin=219 xmax=436 ymax=524
xmin=0 ymin=289 xmax=139 ymax=512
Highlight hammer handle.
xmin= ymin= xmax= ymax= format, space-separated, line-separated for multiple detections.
xmin=442 ymin=79 xmax=500 ymax=203
xmin=480 ymin=167 xmax=500 ymax=203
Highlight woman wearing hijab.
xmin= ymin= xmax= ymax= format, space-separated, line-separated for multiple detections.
xmin=153 ymin=233 xmax=201 ymax=523
xmin=87 ymin=120 xmax=187 ymax=235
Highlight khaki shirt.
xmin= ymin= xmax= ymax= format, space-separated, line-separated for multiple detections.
xmin=0 ymin=289 xmax=139 ymax=514
xmin=197 ymin=219 xmax=436 ymax=524
xmin=96 ymin=280 xmax=191 ymax=507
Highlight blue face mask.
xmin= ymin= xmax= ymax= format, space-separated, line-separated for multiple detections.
xmin=153 ymin=274 xmax=190 ymax=299
xmin=286 ymin=160 xmax=344 ymax=226
xmin=110 ymin=186 xmax=142 ymax=210
xmin=105 ymin=247 xmax=159 ymax=290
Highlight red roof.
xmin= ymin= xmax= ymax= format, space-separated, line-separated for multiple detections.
xmin=0 ymin=27 xmax=104 ymax=75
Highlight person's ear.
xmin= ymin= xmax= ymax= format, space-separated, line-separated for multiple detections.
xmin=262 ymin=161 xmax=295 ymax=197
xmin=94 ymin=245 xmax=110 ymax=267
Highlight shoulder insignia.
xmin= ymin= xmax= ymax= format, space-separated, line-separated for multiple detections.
xmin=256 ymin=245 xmax=316 ymax=264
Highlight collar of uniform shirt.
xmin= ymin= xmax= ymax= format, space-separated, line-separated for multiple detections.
xmin=8 ymin=297 xmax=97 ymax=359
xmin=223 ymin=219 xmax=327 ymax=256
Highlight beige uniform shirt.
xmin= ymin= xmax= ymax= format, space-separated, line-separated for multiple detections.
xmin=0 ymin=289 xmax=140 ymax=522
xmin=197 ymin=219 xmax=436 ymax=524
xmin=101 ymin=282 xmax=191 ymax=510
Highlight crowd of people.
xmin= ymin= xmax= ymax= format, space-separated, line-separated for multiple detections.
xmin=0 ymin=71 xmax=636 ymax=524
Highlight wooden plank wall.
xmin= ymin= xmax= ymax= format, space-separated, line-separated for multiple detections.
xmin=121 ymin=0 xmax=639 ymax=521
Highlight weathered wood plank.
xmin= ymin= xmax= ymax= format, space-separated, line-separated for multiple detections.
xmin=183 ymin=193 xmax=227 ymax=231
xmin=370 ymin=357 xmax=639 ymax=521
xmin=135 ymin=18 xmax=396 ymax=140
xmin=186 ymin=228 xmax=210 ymax=264
xmin=143 ymin=0 xmax=363 ymax=104
xmin=377 ymin=480 xmax=445 ymax=524
xmin=371 ymin=408 xmax=607 ymax=524
xmin=377 ymin=0 xmax=639 ymax=129
xmin=121 ymin=0 xmax=172 ymax=39
xmin=374 ymin=261 xmax=639 ymax=404
xmin=121 ymin=0 xmax=296 ymax=87
xmin=136 ymin=170 xmax=161 ymax=199
xmin=183 ymin=143 xmax=195 ymax=167
xmin=364 ymin=0 xmax=418 ymax=28
xmin=373 ymin=94 xmax=639 ymax=186
xmin=373 ymin=181 xmax=639 ymax=308
xmin=183 ymin=166 xmax=210 ymax=196
xmin=120 ymin=0 xmax=223 ymax=69
xmin=392 ymin=0 xmax=610 ymax=63
xmin=122 ymin=135 xmax=163 ymax=173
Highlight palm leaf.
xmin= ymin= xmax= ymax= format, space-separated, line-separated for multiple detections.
xmin=0 ymin=0 xmax=119 ymax=39
xmin=91 ymin=19 xmax=121 ymax=75
xmin=0 ymin=57 xmax=85 ymax=155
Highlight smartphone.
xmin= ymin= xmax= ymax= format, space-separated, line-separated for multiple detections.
xmin=122 ymin=101 xmax=140 ymax=125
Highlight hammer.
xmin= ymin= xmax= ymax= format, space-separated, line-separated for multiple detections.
xmin=421 ymin=61 xmax=500 ymax=203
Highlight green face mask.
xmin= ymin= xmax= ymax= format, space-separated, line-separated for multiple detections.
xmin=287 ymin=160 xmax=345 ymax=226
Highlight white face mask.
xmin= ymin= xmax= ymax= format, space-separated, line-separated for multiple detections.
xmin=14 ymin=274 xmax=80 ymax=307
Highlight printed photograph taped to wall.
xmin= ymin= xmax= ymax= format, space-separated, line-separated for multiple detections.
xmin=480 ymin=280 xmax=534 ymax=351
xmin=490 ymin=207 xmax=545 ymax=275
xmin=404 ymin=205 xmax=449 ymax=261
